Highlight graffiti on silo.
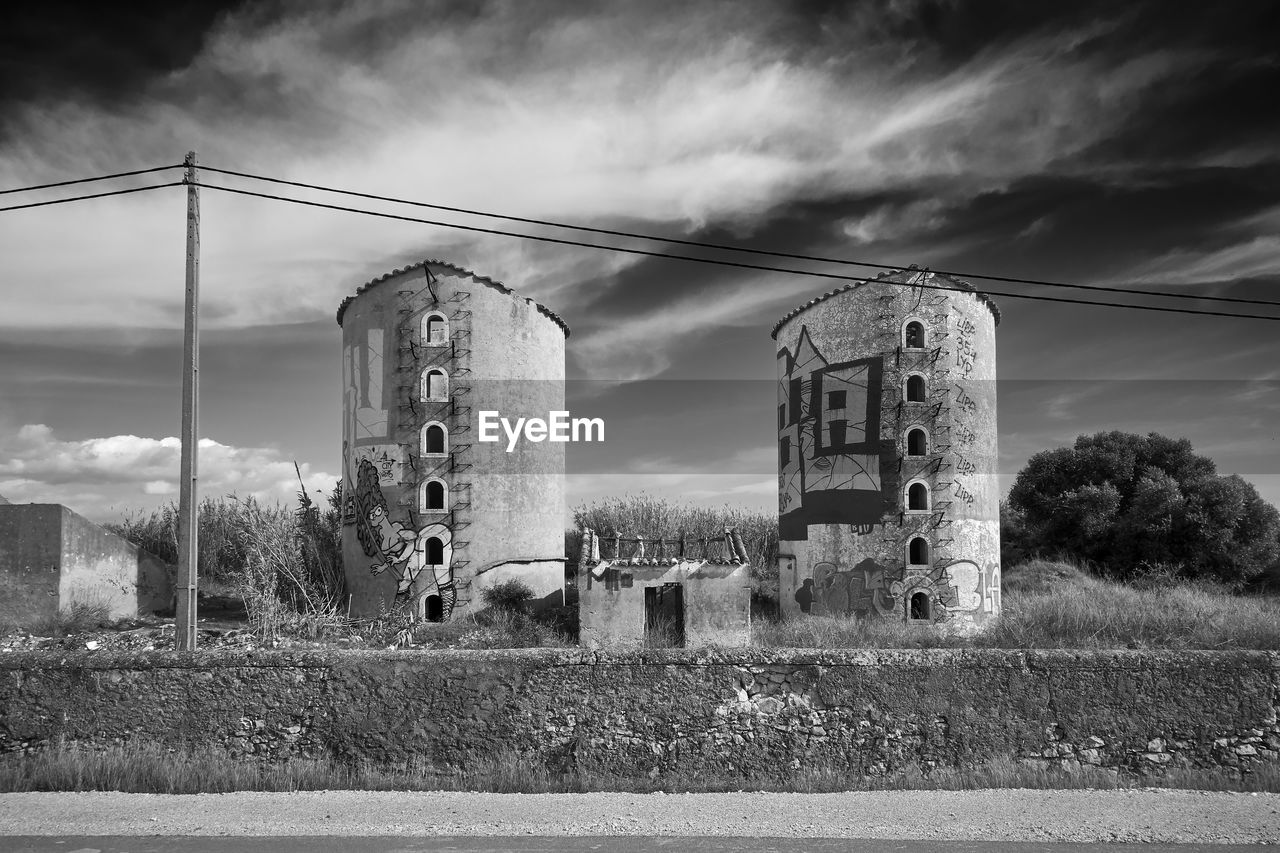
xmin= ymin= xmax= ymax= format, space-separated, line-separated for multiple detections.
xmin=777 ymin=326 xmax=894 ymax=541
xmin=772 ymin=267 xmax=1002 ymax=630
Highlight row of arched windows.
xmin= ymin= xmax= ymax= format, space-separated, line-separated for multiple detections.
xmin=902 ymin=319 xmax=936 ymax=586
xmin=414 ymin=313 xmax=454 ymax=573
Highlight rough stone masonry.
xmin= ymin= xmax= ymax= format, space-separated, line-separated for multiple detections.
xmin=1 ymin=648 xmax=1276 ymax=780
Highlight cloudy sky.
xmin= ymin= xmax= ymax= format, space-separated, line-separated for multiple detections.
xmin=1 ymin=0 xmax=1277 ymax=522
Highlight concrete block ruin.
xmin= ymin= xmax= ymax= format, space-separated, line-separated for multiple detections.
xmin=0 ymin=503 xmax=173 ymax=627
xmin=577 ymin=528 xmax=752 ymax=648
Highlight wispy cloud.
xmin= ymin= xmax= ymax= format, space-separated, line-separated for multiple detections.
xmin=0 ymin=3 xmax=1223 ymax=331
xmin=0 ymin=424 xmax=337 ymax=522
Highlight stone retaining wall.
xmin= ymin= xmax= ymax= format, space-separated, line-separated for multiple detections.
xmin=1 ymin=649 xmax=1275 ymax=780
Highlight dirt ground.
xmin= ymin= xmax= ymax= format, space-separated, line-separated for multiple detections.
xmin=1 ymin=789 xmax=1278 ymax=843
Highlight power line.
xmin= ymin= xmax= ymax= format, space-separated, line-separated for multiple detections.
xmin=0 ymin=182 xmax=184 ymax=213
xmin=194 ymin=182 xmax=1280 ymax=322
xmin=199 ymin=164 xmax=1280 ymax=310
xmin=0 ymin=164 xmax=183 ymax=196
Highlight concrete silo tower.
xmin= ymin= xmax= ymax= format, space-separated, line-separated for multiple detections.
xmin=336 ymin=260 xmax=568 ymax=620
xmin=772 ymin=267 xmax=1001 ymax=629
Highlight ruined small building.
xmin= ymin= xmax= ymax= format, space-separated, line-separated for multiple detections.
xmin=577 ymin=528 xmax=752 ymax=648
xmin=773 ymin=267 xmax=1001 ymax=629
xmin=336 ymin=261 xmax=568 ymax=619
xmin=0 ymin=502 xmax=172 ymax=626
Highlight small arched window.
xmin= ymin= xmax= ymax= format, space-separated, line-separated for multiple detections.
xmin=904 ymin=321 xmax=926 ymax=349
xmin=420 ymin=479 xmax=447 ymax=512
xmin=905 ymin=374 xmax=926 ymax=402
xmin=421 ymin=369 xmax=448 ymax=402
xmin=423 ymin=313 xmax=448 ymax=346
xmin=907 ymin=482 xmax=929 ymax=511
xmin=909 ymin=537 xmax=930 ymax=565
xmin=421 ymin=422 xmax=447 ymax=455
xmin=906 ymin=428 xmax=927 ymax=457
xmin=909 ymin=591 xmax=931 ymax=620
xmin=426 ymin=536 xmax=445 ymax=565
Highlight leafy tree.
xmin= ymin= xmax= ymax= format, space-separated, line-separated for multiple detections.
xmin=1008 ymin=431 xmax=1280 ymax=586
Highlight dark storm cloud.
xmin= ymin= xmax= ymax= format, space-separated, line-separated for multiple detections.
xmin=0 ymin=1 xmax=247 ymax=111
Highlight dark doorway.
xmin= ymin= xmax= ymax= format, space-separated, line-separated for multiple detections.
xmin=909 ymin=591 xmax=931 ymax=621
xmin=425 ymin=594 xmax=443 ymax=622
xmin=644 ymin=583 xmax=686 ymax=648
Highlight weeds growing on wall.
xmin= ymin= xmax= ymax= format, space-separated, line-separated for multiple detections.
xmin=570 ymin=494 xmax=779 ymax=599
xmin=3 ymin=742 xmax=1277 ymax=794
xmin=753 ymin=558 xmax=1280 ymax=650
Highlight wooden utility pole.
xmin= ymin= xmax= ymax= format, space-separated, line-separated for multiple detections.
xmin=176 ymin=151 xmax=201 ymax=651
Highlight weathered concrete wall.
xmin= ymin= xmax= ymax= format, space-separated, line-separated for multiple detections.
xmin=578 ymin=561 xmax=751 ymax=649
xmin=773 ymin=268 xmax=1000 ymax=629
xmin=58 ymin=506 xmax=172 ymax=616
xmin=0 ymin=505 xmax=63 ymax=626
xmin=0 ymin=505 xmax=172 ymax=625
xmin=2 ymin=650 xmax=1276 ymax=781
xmin=578 ymin=530 xmax=754 ymax=649
xmin=337 ymin=261 xmax=567 ymax=620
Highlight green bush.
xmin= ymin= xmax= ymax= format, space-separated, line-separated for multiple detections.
xmin=481 ymin=579 xmax=535 ymax=613
xmin=1008 ymin=431 xmax=1280 ymax=587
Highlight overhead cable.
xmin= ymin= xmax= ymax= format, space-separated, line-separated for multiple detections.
xmin=199 ymin=164 xmax=1280 ymax=310
xmin=0 ymin=183 xmax=185 ymax=213
xmin=0 ymin=165 xmax=184 ymax=196
xmin=192 ymin=182 xmax=1280 ymax=322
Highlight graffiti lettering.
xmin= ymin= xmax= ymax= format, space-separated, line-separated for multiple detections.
xmin=983 ymin=562 xmax=1002 ymax=614
xmin=953 ymin=386 xmax=977 ymax=414
xmin=801 ymin=558 xmax=896 ymax=618
xmin=953 ymin=425 xmax=976 ymax=447
xmin=954 ymin=455 xmax=977 ymax=477
xmin=943 ymin=560 xmax=982 ymax=611
xmin=954 ymin=317 xmax=977 ymax=379
xmin=953 ymin=480 xmax=976 ymax=505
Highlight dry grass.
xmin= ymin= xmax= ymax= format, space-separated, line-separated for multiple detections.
xmin=3 ymin=742 xmax=1276 ymax=794
xmin=27 ymin=602 xmax=113 ymax=638
xmin=754 ymin=559 xmax=1280 ymax=650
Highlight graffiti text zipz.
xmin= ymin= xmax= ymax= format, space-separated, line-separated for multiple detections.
xmin=478 ymin=411 xmax=605 ymax=452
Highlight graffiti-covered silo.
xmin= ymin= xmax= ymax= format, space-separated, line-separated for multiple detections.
xmin=336 ymin=260 xmax=568 ymax=619
xmin=772 ymin=267 xmax=1001 ymax=630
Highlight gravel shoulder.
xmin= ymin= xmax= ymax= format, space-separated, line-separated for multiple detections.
xmin=1 ymin=789 xmax=1278 ymax=843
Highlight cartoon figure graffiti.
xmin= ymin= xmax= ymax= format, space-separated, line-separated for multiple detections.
xmin=352 ymin=458 xmax=456 ymax=619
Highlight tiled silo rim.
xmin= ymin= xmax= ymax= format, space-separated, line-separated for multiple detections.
xmin=335 ymin=258 xmax=570 ymax=336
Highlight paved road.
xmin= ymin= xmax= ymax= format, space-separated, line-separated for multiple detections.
xmin=2 ymin=790 xmax=1277 ymax=845
xmin=1 ymin=840 xmax=1275 ymax=853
